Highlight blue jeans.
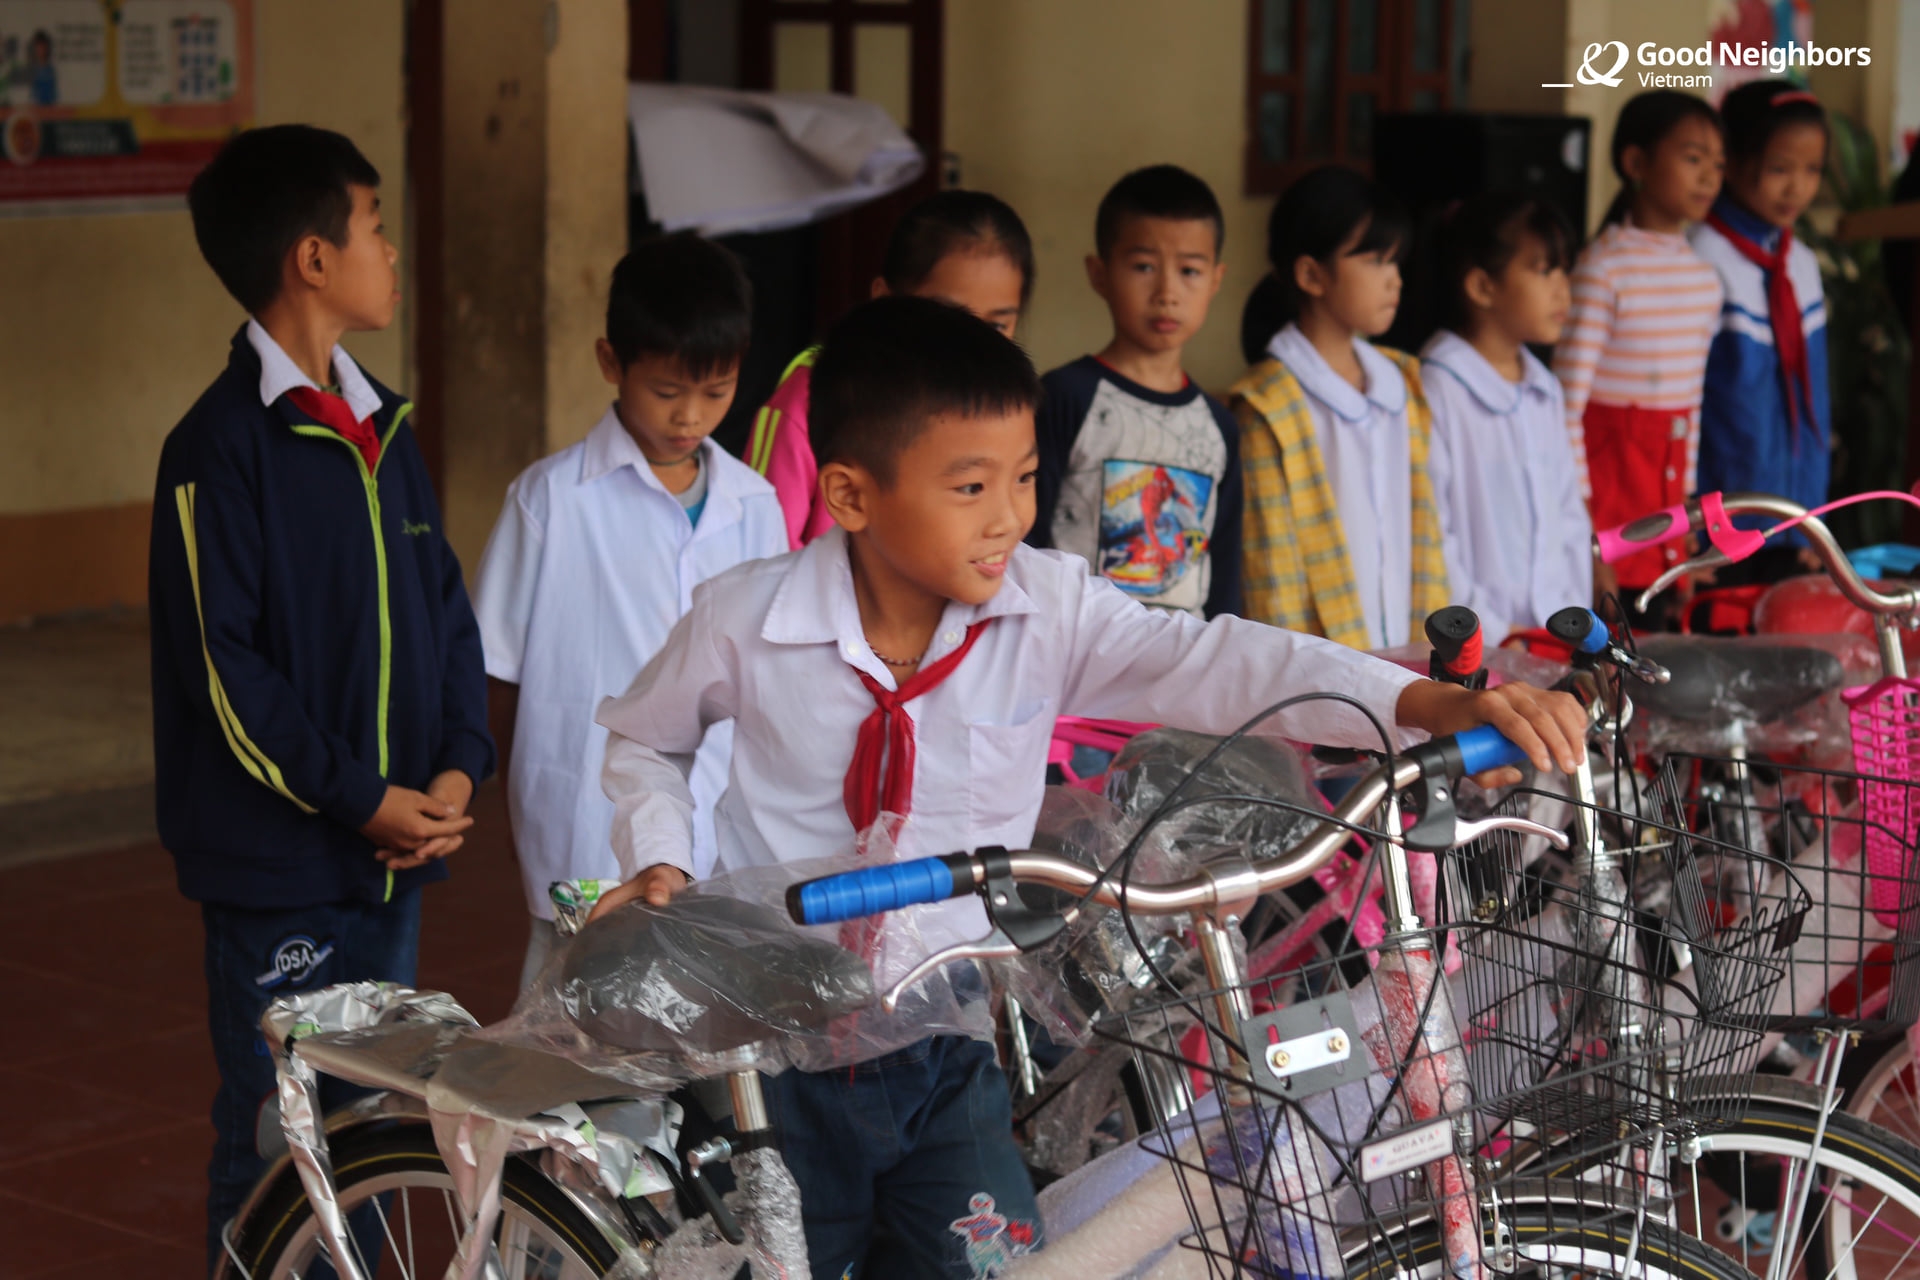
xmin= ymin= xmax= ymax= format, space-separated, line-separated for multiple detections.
xmin=202 ymin=890 xmax=422 ymax=1274
xmin=764 ymin=1034 xmax=1041 ymax=1280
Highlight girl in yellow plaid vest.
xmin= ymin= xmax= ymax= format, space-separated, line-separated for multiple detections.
xmin=1232 ymin=165 xmax=1448 ymax=649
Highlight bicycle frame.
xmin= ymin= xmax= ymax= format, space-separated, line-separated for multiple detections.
xmin=226 ymin=983 xmax=803 ymax=1280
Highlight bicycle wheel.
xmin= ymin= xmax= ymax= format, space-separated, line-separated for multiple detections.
xmin=225 ymin=1118 xmax=623 ymax=1280
xmin=1346 ymin=1208 xmax=1757 ymax=1279
xmin=1665 ymin=1102 xmax=1920 ymax=1279
xmin=1846 ymin=1033 xmax=1920 ymax=1151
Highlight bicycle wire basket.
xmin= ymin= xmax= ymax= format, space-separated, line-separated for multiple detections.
xmin=1658 ymin=751 xmax=1920 ymax=1033
xmin=1441 ymin=786 xmax=1803 ymax=1141
xmin=1087 ymin=782 xmax=1805 ymax=1278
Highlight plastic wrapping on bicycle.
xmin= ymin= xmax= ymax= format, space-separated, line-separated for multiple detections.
xmin=787 ymin=727 xmax=1533 ymax=928
xmin=1630 ymin=635 xmax=1847 ymax=724
xmin=562 ymin=894 xmax=875 ymax=1054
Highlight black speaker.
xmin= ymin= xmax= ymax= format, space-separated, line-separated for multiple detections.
xmin=1372 ymin=113 xmax=1592 ymax=351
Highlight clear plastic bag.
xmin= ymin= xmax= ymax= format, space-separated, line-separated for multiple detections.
xmin=991 ymin=787 xmax=1190 ymax=1049
xmin=994 ymin=732 xmax=1319 ymax=1052
xmin=1103 ymin=728 xmax=1321 ymax=862
xmin=485 ymin=822 xmax=992 ymax=1080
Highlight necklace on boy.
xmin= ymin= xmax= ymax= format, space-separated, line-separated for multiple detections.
xmin=864 ymin=639 xmax=927 ymax=668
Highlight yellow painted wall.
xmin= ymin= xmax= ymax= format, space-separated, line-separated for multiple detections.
xmin=0 ymin=1 xmax=409 ymax=518
xmin=944 ymin=0 xmax=1267 ymax=395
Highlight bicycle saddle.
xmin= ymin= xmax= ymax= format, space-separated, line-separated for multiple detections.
xmin=560 ymin=893 xmax=875 ymax=1056
xmin=1629 ymin=637 xmax=1847 ymax=725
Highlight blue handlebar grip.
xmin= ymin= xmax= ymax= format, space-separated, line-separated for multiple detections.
xmin=786 ymin=855 xmax=972 ymax=926
xmin=1546 ymin=605 xmax=1611 ymax=656
xmin=1455 ymin=724 xmax=1530 ymax=776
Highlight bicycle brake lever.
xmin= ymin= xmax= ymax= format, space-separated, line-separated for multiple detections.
xmin=1635 ymin=548 xmax=1730 ymax=614
xmin=881 ymin=930 xmax=1022 ymax=1013
xmin=1608 ymin=644 xmax=1670 ymax=686
xmin=1447 ymin=814 xmax=1571 ymax=850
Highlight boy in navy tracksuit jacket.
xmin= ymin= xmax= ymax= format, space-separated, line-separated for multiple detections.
xmin=150 ymin=125 xmax=493 ymax=1267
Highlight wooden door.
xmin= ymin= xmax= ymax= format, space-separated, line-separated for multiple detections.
xmin=739 ymin=0 xmax=944 ymax=331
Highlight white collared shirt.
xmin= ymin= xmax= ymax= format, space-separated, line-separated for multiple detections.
xmin=246 ymin=318 xmax=383 ymax=422
xmin=597 ymin=527 xmax=1423 ymax=953
xmin=1422 ymin=331 xmax=1593 ymax=639
xmin=1267 ymin=324 xmax=1414 ymax=649
xmin=473 ymin=407 xmax=787 ymax=918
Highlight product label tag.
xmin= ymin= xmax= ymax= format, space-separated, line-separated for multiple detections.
xmin=1359 ymin=1120 xmax=1452 ymax=1182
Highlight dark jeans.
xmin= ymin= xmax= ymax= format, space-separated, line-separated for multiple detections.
xmin=764 ymin=1034 xmax=1040 ymax=1280
xmin=202 ymin=890 xmax=422 ymax=1274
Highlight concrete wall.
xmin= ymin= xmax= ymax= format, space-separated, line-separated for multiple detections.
xmin=435 ymin=0 xmax=628 ymax=570
xmin=438 ymin=0 xmax=548 ymax=569
xmin=0 ymin=1 xmax=408 ymax=623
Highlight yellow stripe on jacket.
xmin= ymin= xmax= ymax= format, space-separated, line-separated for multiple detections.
xmin=1230 ymin=350 xmax=1448 ymax=648
xmin=174 ymin=482 xmax=318 ymax=813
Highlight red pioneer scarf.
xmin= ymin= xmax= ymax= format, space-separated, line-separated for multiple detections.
xmin=1705 ymin=211 xmax=1815 ymax=452
xmin=287 ymin=385 xmax=382 ymax=473
xmin=842 ymin=620 xmax=992 ymax=834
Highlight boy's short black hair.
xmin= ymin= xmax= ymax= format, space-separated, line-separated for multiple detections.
xmin=605 ymin=233 xmax=753 ymax=378
xmin=810 ymin=295 xmax=1041 ymax=485
xmin=1095 ymin=164 xmax=1226 ymax=259
xmin=188 ymin=124 xmax=381 ymax=314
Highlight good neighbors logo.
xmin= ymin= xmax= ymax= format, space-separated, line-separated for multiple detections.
xmin=1552 ymin=39 xmax=1871 ymax=90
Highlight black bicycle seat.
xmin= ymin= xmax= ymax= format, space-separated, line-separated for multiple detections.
xmin=1630 ymin=637 xmax=1847 ymax=726
xmin=560 ymin=893 xmax=875 ymax=1056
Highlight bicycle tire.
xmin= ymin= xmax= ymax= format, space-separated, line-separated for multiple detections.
xmin=1639 ymin=1102 xmax=1920 ymax=1279
xmin=1845 ymin=1030 xmax=1920 ymax=1150
xmin=1345 ymin=1208 xmax=1756 ymax=1279
xmin=225 ymin=1117 xmax=624 ymax=1279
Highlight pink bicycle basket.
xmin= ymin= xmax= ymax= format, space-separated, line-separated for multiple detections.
xmin=1844 ymin=677 xmax=1920 ymax=927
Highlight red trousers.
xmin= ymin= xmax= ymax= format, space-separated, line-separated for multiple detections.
xmin=1584 ymin=401 xmax=1693 ymax=589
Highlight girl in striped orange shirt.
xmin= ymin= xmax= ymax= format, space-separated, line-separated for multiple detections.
xmin=1553 ymin=91 xmax=1726 ymax=592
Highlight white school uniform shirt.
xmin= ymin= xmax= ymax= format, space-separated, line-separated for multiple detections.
xmin=246 ymin=318 xmax=382 ymax=422
xmin=597 ymin=526 xmax=1424 ymax=955
xmin=473 ymin=408 xmax=787 ymax=918
xmin=1421 ymin=331 xmax=1593 ymax=640
xmin=1267 ymin=324 xmax=1414 ymax=650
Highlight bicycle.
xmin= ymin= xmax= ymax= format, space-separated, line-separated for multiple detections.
xmin=1590 ymin=489 xmax=1920 ymax=1276
xmin=216 ymin=890 xmax=873 ymax=1280
xmin=785 ymin=713 xmax=1779 ymax=1279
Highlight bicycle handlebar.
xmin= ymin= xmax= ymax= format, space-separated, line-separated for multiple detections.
xmin=1425 ymin=606 xmax=1485 ymax=684
xmin=787 ymin=726 xmax=1530 ymax=927
xmin=1608 ymin=492 xmax=1920 ymax=619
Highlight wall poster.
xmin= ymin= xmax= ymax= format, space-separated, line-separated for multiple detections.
xmin=0 ymin=0 xmax=253 ymax=213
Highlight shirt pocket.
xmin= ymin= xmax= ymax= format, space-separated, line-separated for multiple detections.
xmin=966 ymin=696 xmax=1056 ymax=838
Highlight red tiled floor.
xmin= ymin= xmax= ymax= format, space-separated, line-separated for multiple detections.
xmin=0 ymin=1187 xmax=185 ymax=1274
xmin=0 ymin=783 xmax=525 ymax=1277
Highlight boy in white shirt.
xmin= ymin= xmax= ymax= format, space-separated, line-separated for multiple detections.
xmin=473 ymin=234 xmax=785 ymax=983
xmin=590 ymin=295 xmax=1585 ymax=1277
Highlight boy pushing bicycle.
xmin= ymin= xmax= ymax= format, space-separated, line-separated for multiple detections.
xmin=590 ymin=294 xmax=1585 ymax=1278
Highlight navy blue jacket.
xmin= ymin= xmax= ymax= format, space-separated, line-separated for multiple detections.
xmin=150 ymin=328 xmax=494 ymax=908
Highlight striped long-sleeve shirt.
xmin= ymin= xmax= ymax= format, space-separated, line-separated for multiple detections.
xmin=1552 ymin=222 xmax=1724 ymax=502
